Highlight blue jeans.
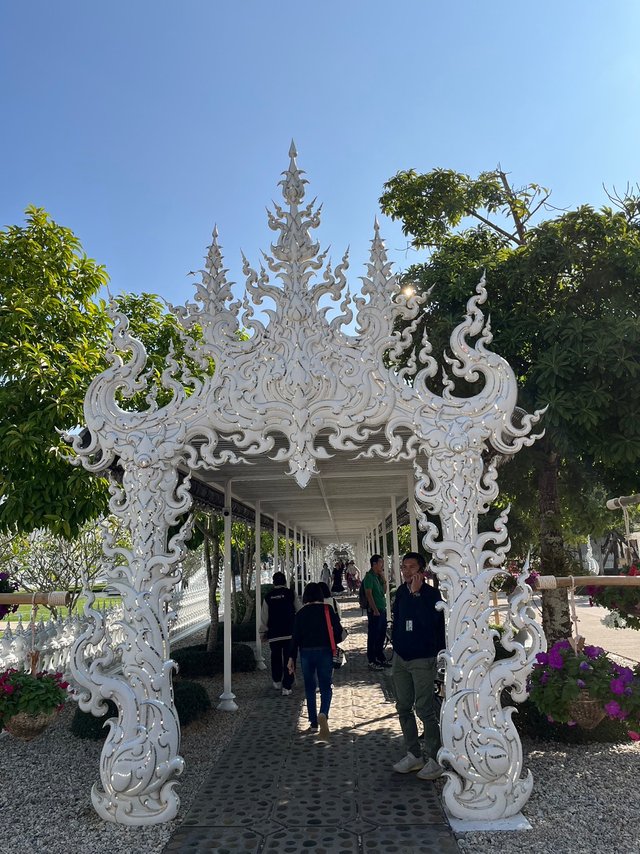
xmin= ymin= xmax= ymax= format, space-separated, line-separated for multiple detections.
xmin=300 ymin=647 xmax=333 ymax=727
xmin=367 ymin=608 xmax=387 ymax=663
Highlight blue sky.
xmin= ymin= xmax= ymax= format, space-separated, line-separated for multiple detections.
xmin=1 ymin=1 xmax=639 ymax=311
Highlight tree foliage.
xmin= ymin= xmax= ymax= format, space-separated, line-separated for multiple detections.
xmin=0 ymin=207 xmax=111 ymax=536
xmin=380 ymin=168 xmax=640 ymax=639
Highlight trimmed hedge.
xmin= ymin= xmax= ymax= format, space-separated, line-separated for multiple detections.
xmin=212 ymin=622 xmax=257 ymax=643
xmin=70 ymin=679 xmax=212 ymax=739
xmin=172 ymin=642 xmax=256 ymax=678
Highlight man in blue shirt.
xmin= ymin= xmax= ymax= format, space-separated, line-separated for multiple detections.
xmin=391 ymin=552 xmax=446 ymax=780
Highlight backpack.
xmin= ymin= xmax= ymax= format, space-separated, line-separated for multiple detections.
xmin=359 ymin=580 xmax=369 ymax=611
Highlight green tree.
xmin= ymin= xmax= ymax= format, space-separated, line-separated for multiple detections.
xmin=380 ymin=169 xmax=640 ymax=642
xmin=0 ymin=207 xmax=111 ymax=536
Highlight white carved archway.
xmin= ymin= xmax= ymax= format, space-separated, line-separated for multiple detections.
xmin=68 ymin=144 xmax=545 ymax=826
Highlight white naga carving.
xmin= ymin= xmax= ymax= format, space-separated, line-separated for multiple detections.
xmin=67 ymin=143 xmax=545 ymax=824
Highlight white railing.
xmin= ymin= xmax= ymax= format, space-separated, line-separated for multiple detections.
xmin=0 ymin=567 xmax=211 ymax=675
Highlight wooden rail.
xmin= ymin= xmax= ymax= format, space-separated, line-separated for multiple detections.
xmin=535 ymin=575 xmax=640 ymax=591
xmin=0 ymin=591 xmax=71 ymax=607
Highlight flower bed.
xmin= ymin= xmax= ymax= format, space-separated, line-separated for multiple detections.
xmin=528 ymin=639 xmax=640 ymax=740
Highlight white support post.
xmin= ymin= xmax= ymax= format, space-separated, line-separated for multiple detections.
xmin=382 ymin=516 xmax=391 ymax=614
xmin=293 ymin=526 xmax=300 ymax=596
xmin=218 ymin=481 xmax=238 ymax=711
xmin=391 ymin=496 xmax=401 ymax=587
xmin=254 ymin=500 xmax=266 ymax=670
xmin=304 ymin=534 xmax=309 ymax=584
xmin=285 ymin=523 xmax=290 ymax=582
xmin=407 ymin=473 xmax=419 ymax=552
xmin=273 ymin=512 xmax=279 ymax=573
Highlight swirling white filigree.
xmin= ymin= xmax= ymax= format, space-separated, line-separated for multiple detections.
xmin=65 ymin=142 xmax=545 ymax=824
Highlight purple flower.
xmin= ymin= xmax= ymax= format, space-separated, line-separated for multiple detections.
xmin=546 ymin=715 xmax=555 ymax=723
xmin=604 ymin=700 xmax=622 ymax=718
xmin=540 ymin=672 xmax=549 ymax=685
xmin=610 ymin=678 xmax=625 ymax=696
xmin=576 ymin=679 xmax=586 ymax=689
xmin=535 ymin=652 xmax=549 ymax=666
xmin=554 ymin=640 xmax=571 ymax=650
xmin=548 ymin=649 xmax=565 ymax=670
xmin=584 ymin=645 xmax=605 ymax=660
xmin=618 ymin=667 xmax=634 ymax=684
xmin=579 ymin=661 xmax=592 ymax=672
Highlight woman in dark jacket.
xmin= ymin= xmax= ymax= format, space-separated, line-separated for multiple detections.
xmin=288 ymin=582 xmax=343 ymax=740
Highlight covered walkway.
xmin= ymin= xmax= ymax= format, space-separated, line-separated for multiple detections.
xmin=163 ymin=596 xmax=460 ymax=853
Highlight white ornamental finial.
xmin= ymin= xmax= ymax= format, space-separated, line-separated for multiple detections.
xmin=279 ymin=139 xmax=307 ymax=207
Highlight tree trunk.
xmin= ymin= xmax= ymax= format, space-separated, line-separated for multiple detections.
xmin=538 ymin=447 xmax=572 ymax=644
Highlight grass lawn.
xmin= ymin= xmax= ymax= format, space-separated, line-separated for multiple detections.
xmin=3 ymin=595 xmax=121 ymax=625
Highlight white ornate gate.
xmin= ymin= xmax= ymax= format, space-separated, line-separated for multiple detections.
xmin=67 ymin=144 xmax=545 ymax=825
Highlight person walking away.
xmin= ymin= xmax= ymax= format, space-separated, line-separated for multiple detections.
xmin=321 ymin=562 xmax=332 ymax=587
xmin=260 ymin=571 xmax=300 ymax=696
xmin=363 ymin=554 xmax=390 ymax=670
xmin=288 ymin=581 xmax=344 ymax=741
xmin=318 ymin=581 xmax=341 ymax=619
xmin=331 ymin=562 xmax=345 ymax=593
xmin=391 ymin=552 xmax=446 ymax=780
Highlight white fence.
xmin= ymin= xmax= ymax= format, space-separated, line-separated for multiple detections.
xmin=0 ymin=567 xmax=211 ymax=675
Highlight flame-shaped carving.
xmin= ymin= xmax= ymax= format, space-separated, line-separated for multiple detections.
xmin=70 ymin=145 xmax=545 ymax=825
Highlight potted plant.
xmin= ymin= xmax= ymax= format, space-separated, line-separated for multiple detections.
xmin=528 ymin=639 xmax=640 ymax=740
xmin=0 ymin=667 xmax=69 ymax=740
xmin=586 ymin=564 xmax=640 ymax=631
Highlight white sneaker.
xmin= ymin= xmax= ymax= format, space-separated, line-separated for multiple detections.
xmin=272 ymin=681 xmax=281 ymax=690
xmin=392 ymin=752 xmax=424 ymax=774
xmin=281 ymin=688 xmax=292 ymax=696
xmin=416 ymin=758 xmax=444 ymax=780
xmin=318 ymin=713 xmax=330 ymax=742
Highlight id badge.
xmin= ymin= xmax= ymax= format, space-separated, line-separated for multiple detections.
xmin=405 ymin=619 xmax=413 ymax=632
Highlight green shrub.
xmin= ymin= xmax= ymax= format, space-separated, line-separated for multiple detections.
xmin=173 ymin=679 xmax=212 ymax=726
xmin=70 ymin=699 xmax=119 ymax=740
xmin=172 ymin=642 xmax=256 ymax=678
xmin=214 ymin=621 xmax=257 ymax=642
xmin=70 ymin=679 xmax=213 ymax=738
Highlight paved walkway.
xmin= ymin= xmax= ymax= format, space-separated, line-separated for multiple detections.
xmin=164 ymin=595 xmax=460 ymax=853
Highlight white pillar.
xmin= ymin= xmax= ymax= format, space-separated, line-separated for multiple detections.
xmin=218 ymin=481 xmax=238 ymax=711
xmin=254 ymin=500 xmax=266 ymax=670
xmin=382 ymin=516 xmax=391 ymax=614
xmin=293 ymin=526 xmax=300 ymax=596
xmin=407 ymin=473 xmax=419 ymax=552
xmin=273 ymin=512 xmax=279 ymax=573
xmin=391 ymin=496 xmax=401 ymax=587
xmin=285 ymin=523 xmax=290 ymax=582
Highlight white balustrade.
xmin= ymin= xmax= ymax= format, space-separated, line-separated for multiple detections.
xmin=0 ymin=566 xmax=211 ymax=675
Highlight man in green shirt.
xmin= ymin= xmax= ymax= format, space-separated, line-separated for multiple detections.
xmin=363 ymin=554 xmax=390 ymax=669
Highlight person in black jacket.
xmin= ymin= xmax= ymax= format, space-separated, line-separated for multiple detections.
xmin=391 ymin=552 xmax=446 ymax=780
xmin=287 ymin=582 xmax=343 ymax=740
xmin=260 ymin=571 xmax=300 ymax=696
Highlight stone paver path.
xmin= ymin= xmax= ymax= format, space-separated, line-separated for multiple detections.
xmin=164 ymin=595 xmax=460 ymax=853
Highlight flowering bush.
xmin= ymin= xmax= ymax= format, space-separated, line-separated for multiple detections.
xmin=0 ymin=571 xmax=19 ymax=620
xmin=528 ymin=640 xmax=640 ymax=740
xmin=0 ymin=668 xmax=69 ymax=729
xmin=490 ymin=558 xmax=539 ymax=594
xmin=586 ymin=564 xmax=640 ymax=631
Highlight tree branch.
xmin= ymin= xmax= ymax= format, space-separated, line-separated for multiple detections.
xmin=497 ymin=169 xmax=527 ymax=244
xmin=467 ymin=208 xmax=521 ymax=245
